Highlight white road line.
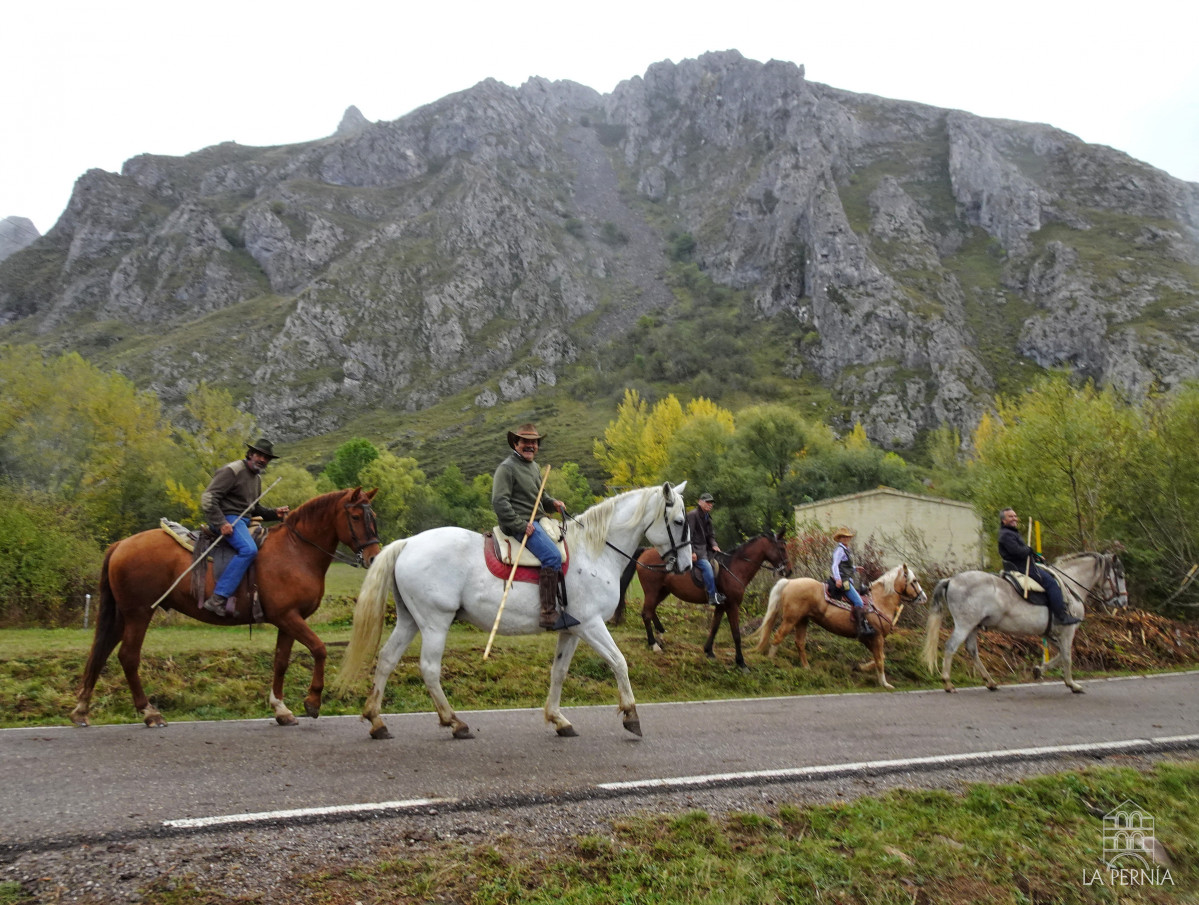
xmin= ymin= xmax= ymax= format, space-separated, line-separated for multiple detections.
xmin=163 ymin=797 xmax=456 ymax=829
xmin=596 ymin=734 xmax=1199 ymax=791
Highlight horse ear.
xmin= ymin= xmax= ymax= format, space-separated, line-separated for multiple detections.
xmin=674 ymin=480 xmax=688 ymax=495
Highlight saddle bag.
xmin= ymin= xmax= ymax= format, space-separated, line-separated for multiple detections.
xmin=492 ymin=517 xmax=565 ymax=567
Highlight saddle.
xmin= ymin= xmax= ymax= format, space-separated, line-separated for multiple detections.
xmin=823 ymin=578 xmax=873 ymax=610
xmin=159 ymin=518 xmax=267 ymax=620
xmin=483 ymin=518 xmax=570 ymax=584
xmin=1000 ymin=569 xmax=1048 ymax=607
xmin=688 ymin=557 xmax=722 ymax=589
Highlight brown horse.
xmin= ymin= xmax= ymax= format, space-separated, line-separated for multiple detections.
xmin=753 ymin=563 xmax=926 ymax=689
xmin=617 ymin=532 xmax=791 ymax=672
xmin=70 ymin=487 xmax=380 ymax=728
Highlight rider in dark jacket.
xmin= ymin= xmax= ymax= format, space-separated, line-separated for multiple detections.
xmin=998 ymin=508 xmax=1080 ymax=626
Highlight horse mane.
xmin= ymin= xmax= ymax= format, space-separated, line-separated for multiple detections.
xmin=283 ymin=487 xmax=356 ymax=532
xmin=571 ymin=486 xmax=665 ymax=558
xmin=1055 ymin=551 xmax=1101 ymax=566
xmin=873 ymin=563 xmax=910 ymax=595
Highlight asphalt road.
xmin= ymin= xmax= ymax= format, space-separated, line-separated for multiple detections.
xmin=3 ymin=671 xmax=1197 ymax=855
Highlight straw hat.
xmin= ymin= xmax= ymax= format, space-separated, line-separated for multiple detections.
xmin=832 ymin=527 xmax=855 ymax=542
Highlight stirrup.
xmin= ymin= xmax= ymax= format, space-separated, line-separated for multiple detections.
xmin=552 ymin=609 xmax=580 ymax=631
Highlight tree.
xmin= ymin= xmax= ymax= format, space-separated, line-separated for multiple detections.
xmin=321 ymin=438 xmax=381 ymax=490
xmin=167 ymin=383 xmax=260 ymax=520
xmin=968 ymin=373 xmax=1140 ymax=555
xmin=358 ymin=452 xmax=431 ymax=540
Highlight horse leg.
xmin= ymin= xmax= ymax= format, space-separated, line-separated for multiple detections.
xmin=941 ymin=622 xmax=972 ymax=693
xmin=965 ymin=632 xmax=998 ymax=691
xmin=270 ymin=611 xmax=327 ymax=722
xmin=544 ymin=631 xmax=582 ymax=736
xmin=114 ymin=614 xmax=165 ymax=727
xmin=862 ymin=634 xmax=893 ymax=690
xmin=361 ymin=608 xmax=419 ymax=740
xmin=1055 ymin=629 xmax=1084 ymax=693
xmin=268 ymin=631 xmax=300 ymax=726
xmin=415 ymin=621 xmax=473 ymax=739
xmin=726 ymin=604 xmax=749 ymax=673
xmin=71 ymin=612 xmax=125 ymax=728
xmin=571 ymin=623 xmax=642 ymax=737
xmin=641 ymin=594 xmax=663 ymax=652
xmin=703 ymin=607 xmax=724 ymax=660
xmin=793 ymin=619 xmax=810 ymax=669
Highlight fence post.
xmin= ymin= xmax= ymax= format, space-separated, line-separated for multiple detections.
xmin=84 ymin=594 xmax=90 ymax=630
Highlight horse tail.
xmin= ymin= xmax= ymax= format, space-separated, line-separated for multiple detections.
xmin=753 ymin=578 xmax=789 ymax=652
xmin=333 ymin=537 xmax=406 ymax=692
xmin=76 ymin=544 xmax=123 ymax=694
xmin=612 ymin=547 xmax=646 ymax=626
xmin=921 ymin=578 xmax=950 ymax=674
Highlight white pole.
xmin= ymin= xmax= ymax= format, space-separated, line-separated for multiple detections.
xmin=84 ymin=594 xmax=91 ymax=629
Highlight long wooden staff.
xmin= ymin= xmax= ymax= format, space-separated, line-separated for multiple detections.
xmin=1023 ymin=517 xmax=1034 ymax=599
xmin=484 ymin=465 xmax=551 ymax=660
xmin=151 ymin=477 xmax=282 ymax=610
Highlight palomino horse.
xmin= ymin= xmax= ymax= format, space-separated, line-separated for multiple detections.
xmin=921 ymin=552 xmax=1127 ymax=693
xmin=333 ymin=483 xmax=691 ymax=741
xmin=753 ymin=564 xmax=927 ymax=689
xmin=616 ymin=532 xmax=791 ymax=672
xmin=70 ymin=487 xmax=381 ymax=728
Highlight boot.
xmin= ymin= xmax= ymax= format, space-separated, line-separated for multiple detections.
xmin=552 ymin=572 xmax=579 ymax=631
xmin=853 ymin=606 xmax=876 ymax=639
xmin=1046 ymin=584 xmax=1081 ymax=625
xmin=202 ymin=594 xmax=229 ymax=617
xmin=538 ymin=568 xmax=560 ymax=630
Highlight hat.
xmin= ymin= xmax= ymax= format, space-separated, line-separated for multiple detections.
xmin=507 ymin=423 xmax=545 ymax=450
xmin=832 ymin=527 xmax=855 ymax=541
xmin=247 ymin=438 xmax=280 ymax=459
xmin=698 ymin=492 xmax=715 ymax=503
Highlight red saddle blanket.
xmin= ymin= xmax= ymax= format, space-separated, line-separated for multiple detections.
xmin=483 ymin=533 xmax=570 ymax=583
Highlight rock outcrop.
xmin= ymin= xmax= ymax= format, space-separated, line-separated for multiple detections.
xmin=1 ymin=51 xmax=1196 ymax=447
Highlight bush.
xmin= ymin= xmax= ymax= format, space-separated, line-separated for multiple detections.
xmin=0 ymin=485 xmax=103 ymax=625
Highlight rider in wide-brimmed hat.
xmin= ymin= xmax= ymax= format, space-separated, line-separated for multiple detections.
xmin=492 ymin=423 xmax=574 ymax=630
xmin=199 ymin=438 xmax=289 ymax=618
xmin=831 ymin=526 xmax=874 ymax=639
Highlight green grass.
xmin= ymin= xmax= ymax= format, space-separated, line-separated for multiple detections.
xmin=128 ymin=760 xmax=1198 ymax=904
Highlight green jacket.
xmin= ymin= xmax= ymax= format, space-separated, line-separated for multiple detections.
xmin=200 ymin=459 xmax=280 ymax=530
xmin=491 ymin=453 xmax=554 ymax=536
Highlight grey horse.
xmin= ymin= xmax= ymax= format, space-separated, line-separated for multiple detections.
xmin=921 ymin=552 xmax=1128 ymax=693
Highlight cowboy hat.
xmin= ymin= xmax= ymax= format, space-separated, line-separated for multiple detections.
xmin=832 ymin=526 xmax=855 ymax=541
xmin=507 ymin=423 xmax=545 ymax=450
xmin=247 ymin=438 xmax=280 ymax=459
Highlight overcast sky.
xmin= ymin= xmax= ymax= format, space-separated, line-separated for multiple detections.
xmin=4 ymin=0 xmax=1197 ymax=236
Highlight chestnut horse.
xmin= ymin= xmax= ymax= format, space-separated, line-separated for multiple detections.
xmin=70 ymin=487 xmax=380 ymax=728
xmin=753 ymin=563 xmax=926 ymax=689
xmin=617 ymin=532 xmax=791 ymax=672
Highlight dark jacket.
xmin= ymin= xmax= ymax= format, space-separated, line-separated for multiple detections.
xmin=998 ymin=523 xmax=1036 ymax=571
xmin=200 ymin=459 xmax=280 ymax=530
xmin=491 ymin=453 xmax=555 ymax=537
xmin=685 ymin=507 xmax=718 ymax=561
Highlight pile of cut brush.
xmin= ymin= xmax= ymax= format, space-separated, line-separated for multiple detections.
xmin=968 ymin=608 xmax=1198 ymax=677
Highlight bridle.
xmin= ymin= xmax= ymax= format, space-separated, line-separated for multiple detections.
xmin=1053 ymin=553 xmax=1127 ymax=610
xmin=563 ymin=492 xmax=691 ymax=572
xmin=286 ymin=496 xmax=381 ymax=568
xmin=867 ymin=566 xmax=926 ymax=630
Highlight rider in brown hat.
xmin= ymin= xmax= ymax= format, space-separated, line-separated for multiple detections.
xmin=200 ymin=438 xmax=289 ymax=617
xmin=492 ymin=423 xmax=573 ymax=630
xmin=832 ymin=526 xmax=874 ymax=638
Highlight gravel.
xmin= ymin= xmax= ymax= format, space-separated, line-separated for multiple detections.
xmin=6 ymin=750 xmax=1192 ymax=903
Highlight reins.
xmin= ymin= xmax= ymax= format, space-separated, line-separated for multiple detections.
xmin=285 ymin=498 xmax=380 ymax=568
xmin=563 ymin=500 xmax=690 ymax=572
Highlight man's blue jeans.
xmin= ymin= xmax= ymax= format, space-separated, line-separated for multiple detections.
xmin=696 ymin=558 xmax=717 ymax=596
xmin=214 ymin=516 xmax=258 ymax=597
xmin=525 ymin=522 xmax=562 ymax=571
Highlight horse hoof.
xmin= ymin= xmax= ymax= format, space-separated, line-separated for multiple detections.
xmin=704 ymin=650 xmax=716 ymax=660
xmin=1071 ymin=685 xmax=1086 ymax=694
xmin=452 ymin=726 xmax=475 ymax=739
xmin=1032 ymin=668 xmax=1043 ymax=680
xmin=986 ymin=684 xmax=999 ymax=692
xmin=370 ymin=726 xmax=392 ymax=740
xmin=944 ymin=685 xmax=956 ymax=693
xmin=556 ymin=725 xmax=579 ymax=738
xmin=737 ymin=663 xmax=750 ymax=675
xmin=651 ymin=641 xmax=664 ymax=652
xmin=623 ymin=719 xmax=642 ymax=738
xmin=304 ymin=702 xmax=321 ymax=719
xmin=276 ymin=714 xmax=300 ymax=727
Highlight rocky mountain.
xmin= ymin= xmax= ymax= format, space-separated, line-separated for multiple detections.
xmin=0 ymin=217 xmax=39 ymax=262
xmin=2 ymin=50 xmax=1197 ymax=455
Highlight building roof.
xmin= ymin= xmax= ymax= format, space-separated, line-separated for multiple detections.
xmin=793 ymin=485 xmax=975 ymax=513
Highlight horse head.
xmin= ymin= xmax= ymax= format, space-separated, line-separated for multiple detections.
xmin=768 ymin=530 xmax=792 ymax=577
xmin=340 ymin=486 xmax=382 ymax=567
xmin=645 ymin=481 xmax=690 ymax=573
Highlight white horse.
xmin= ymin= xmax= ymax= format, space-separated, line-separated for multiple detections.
xmin=921 ymin=552 xmax=1128 ymax=694
xmin=334 ymin=482 xmax=691 ymax=740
